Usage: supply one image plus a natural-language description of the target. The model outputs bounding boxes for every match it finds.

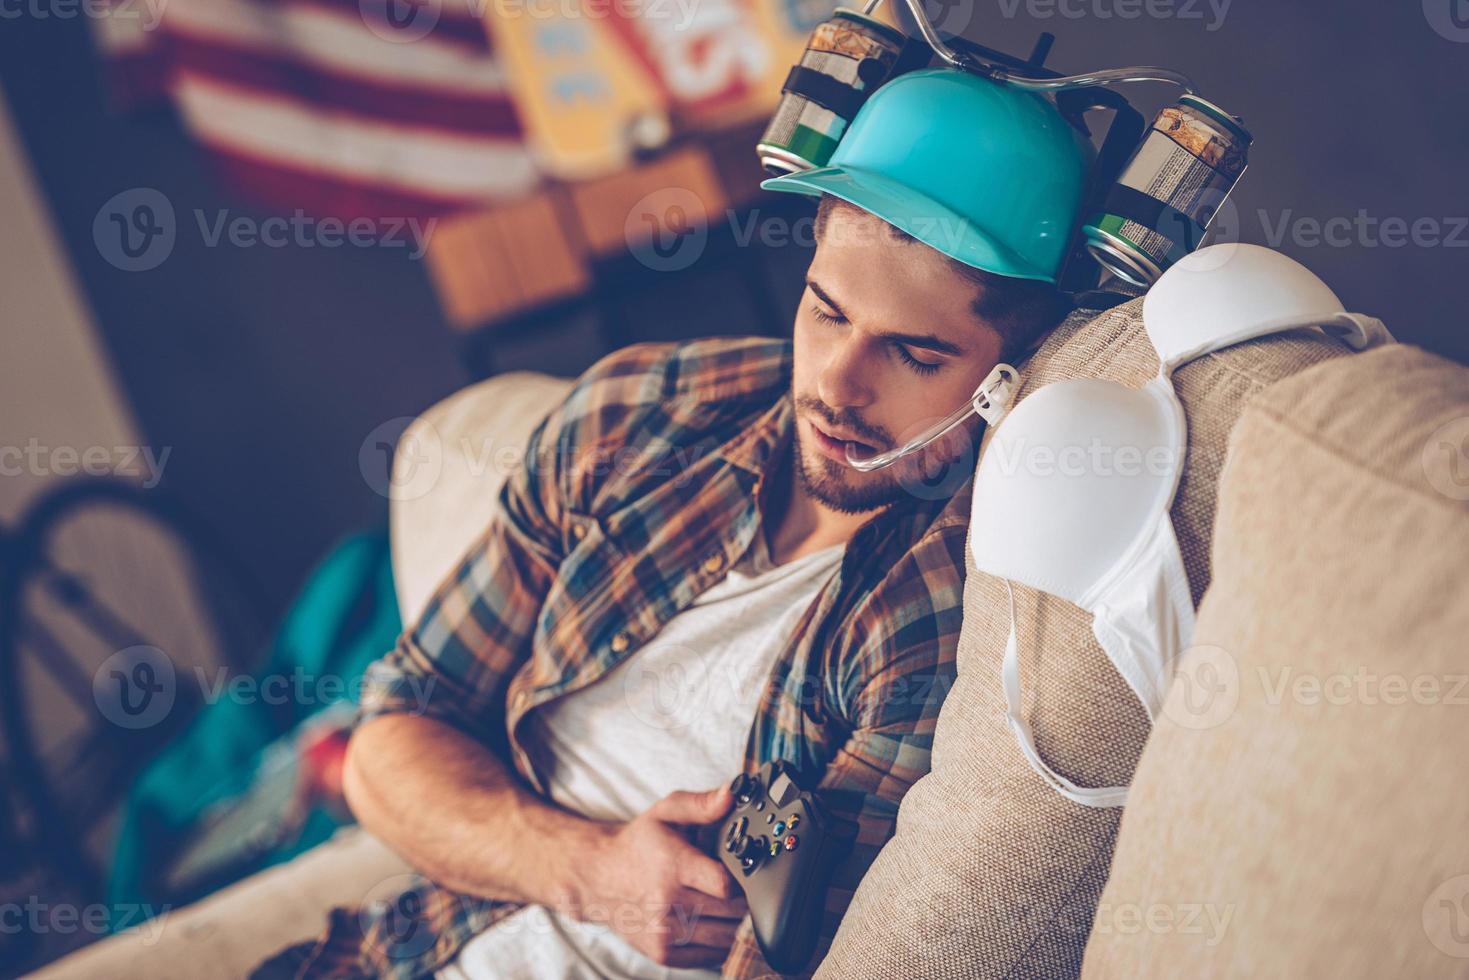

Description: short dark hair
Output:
[813,195,1073,361]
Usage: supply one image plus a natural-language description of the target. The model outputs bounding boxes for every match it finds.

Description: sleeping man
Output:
[276,70,1098,980]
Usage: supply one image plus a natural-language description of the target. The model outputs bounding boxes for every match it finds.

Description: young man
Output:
[284,68,1096,980]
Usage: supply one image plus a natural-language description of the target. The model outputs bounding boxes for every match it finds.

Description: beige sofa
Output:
[1083,342,1469,977]
[36,321,1469,978]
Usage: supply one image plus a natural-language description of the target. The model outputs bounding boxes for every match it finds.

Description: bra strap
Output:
[1322,313,1394,351]
[1154,311,1395,376]
[1000,583,1131,809]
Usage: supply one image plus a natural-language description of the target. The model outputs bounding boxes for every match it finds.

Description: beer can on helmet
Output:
[1083,94,1252,287]
[757,9,908,177]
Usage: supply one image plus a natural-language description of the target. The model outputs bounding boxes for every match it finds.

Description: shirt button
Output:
[703,554,724,574]
[610,632,631,653]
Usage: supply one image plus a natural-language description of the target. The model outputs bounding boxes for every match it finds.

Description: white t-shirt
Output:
[437,528,845,980]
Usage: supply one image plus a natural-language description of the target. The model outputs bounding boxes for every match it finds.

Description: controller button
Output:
[765,814,775,824]
[731,774,756,806]
[787,813,800,829]
[768,773,801,808]
[774,821,785,836]
[755,799,765,811]
[784,834,798,851]
[769,839,781,857]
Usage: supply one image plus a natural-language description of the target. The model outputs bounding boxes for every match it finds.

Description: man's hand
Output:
[346,717,746,967]
[571,786,748,969]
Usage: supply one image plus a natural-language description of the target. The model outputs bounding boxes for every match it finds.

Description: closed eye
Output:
[894,346,941,375]
[809,305,942,375]
[809,305,844,327]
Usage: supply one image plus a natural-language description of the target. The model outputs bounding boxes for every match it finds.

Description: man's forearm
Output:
[343,713,611,908]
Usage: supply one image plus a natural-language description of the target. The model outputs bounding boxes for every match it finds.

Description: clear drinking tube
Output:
[845,364,1019,471]
[1000,66,1196,95]
[891,0,1196,94]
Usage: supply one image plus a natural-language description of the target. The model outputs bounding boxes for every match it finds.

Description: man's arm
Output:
[342,349,748,966]
[344,713,600,906]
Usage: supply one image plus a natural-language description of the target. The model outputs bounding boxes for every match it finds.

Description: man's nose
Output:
[816,339,876,411]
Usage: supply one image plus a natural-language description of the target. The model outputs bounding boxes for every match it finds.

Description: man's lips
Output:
[808,418,878,458]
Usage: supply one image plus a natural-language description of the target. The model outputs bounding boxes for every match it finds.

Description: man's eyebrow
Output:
[806,277,968,357]
[806,278,849,321]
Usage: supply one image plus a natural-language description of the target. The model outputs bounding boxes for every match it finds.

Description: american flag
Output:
[91,0,541,220]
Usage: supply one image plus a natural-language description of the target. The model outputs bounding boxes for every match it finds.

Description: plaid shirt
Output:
[289,336,972,979]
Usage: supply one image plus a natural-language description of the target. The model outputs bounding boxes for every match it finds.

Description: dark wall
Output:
[2,2,1464,621]
[927,0,1468,362]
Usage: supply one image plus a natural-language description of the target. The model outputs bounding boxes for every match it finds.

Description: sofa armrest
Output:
[30,827,409,980]
[390,371,575,626]
[1084,344,1469,977]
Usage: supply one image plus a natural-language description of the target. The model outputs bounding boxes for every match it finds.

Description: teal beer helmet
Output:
[754,0,1249,296]
[763,67,1094,284]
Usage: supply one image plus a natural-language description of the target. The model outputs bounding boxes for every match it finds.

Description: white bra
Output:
[968,243,1393,808]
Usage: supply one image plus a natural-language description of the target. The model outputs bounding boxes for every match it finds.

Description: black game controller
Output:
[717,761,842,973]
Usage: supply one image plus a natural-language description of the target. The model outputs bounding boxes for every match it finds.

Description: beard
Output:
[790,422,909,514]
[791,395,981,513]
[793,387,904,514]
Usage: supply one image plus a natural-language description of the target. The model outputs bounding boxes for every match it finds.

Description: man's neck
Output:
[758,445,885,567]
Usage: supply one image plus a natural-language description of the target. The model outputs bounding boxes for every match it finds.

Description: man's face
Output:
[791,203,1005,513]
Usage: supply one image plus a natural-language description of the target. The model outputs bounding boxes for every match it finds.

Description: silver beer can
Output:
[757,9,907,176]
[1084,94,1252,286]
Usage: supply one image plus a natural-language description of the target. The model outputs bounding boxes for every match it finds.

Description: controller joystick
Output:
[715,761,846,973]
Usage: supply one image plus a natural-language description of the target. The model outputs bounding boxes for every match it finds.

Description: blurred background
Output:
[0,0,1464,971]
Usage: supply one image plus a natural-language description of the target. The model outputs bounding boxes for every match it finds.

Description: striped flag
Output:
[90,0,540,220]
[87,0,851,217]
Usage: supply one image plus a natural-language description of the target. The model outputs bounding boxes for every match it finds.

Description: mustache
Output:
[796,398,887,449]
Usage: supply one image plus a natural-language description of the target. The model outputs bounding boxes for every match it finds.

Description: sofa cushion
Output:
[818,293,1354,979]
[390,371,576,624]
[1083,343,1469,977]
